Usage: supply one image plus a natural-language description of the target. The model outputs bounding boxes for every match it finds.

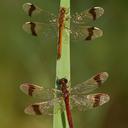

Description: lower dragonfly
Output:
[22,3,104,59]
[20,72,110,128]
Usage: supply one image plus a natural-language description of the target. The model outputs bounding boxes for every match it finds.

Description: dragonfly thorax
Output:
[56,78,69,98]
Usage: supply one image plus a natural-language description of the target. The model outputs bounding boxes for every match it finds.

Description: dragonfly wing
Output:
[19,83,59,100]
[22,22,43,36]
[71,72,109,95]
[22,2,58,37]
[22,21,51,36]
[72,6,104,24]
[23,3,42,17]
[70,93,110,111]
[22,3,57,23]
[24,98,64,115]
[71,25,103,41]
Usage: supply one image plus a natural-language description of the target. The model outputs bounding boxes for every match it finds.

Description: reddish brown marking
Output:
[57,7,66,59]
[32,104,42,115]
[29,22,37,36]
[89,7,97,20]
[93,93,102,107]
[29,4,36,17]
[28,84,35,96]
[93,73,102,85]
[86,27,94,40]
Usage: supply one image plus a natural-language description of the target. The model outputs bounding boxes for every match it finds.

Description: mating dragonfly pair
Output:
[21,3,109,128]
[20,72,110,116]
[22,3,104,59]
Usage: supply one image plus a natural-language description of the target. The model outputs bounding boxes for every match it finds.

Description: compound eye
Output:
[56,78,68,85]
[63,78,68,84]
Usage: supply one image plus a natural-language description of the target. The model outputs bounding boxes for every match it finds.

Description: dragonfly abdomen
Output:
[57,7,66,59]
[64,96,74,128]
[58,78,74,128]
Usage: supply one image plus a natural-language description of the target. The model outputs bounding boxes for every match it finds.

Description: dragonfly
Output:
[20,72,110,128]
[22,3,104,59]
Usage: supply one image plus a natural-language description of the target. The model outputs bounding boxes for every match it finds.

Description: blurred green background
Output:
[0,0,128,128]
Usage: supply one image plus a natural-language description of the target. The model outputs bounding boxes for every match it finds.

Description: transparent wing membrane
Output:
[22,3,104,41]
[71,72,109,95]
[24,98,64,115]
[71,6,104,41]
[22,3,57,37]
[23,21,103,41]
[20,72,109,115]
[71,26,103,41]
[70,93,110,111]
[23,3,104,23]
[22,21,57,39]
[21,3,109,115]
[72,6,104,24]
[22,22,43,36]
[20,83,59,100]
[22,21,51,36]
[23,3,42,17]
[23,3,57,22]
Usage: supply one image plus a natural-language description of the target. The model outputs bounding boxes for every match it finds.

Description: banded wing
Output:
[20,83,55,100]
[22,22,103,41]
[70,93,110,111]
[71,6,104,41]
[20,83,64,115]
[22,3,57,37]
[22,3,104,41]
[24,23,103,40]
[22,21,56,37]
[22,2,56,20]
[70,72,109,110]
[71,26,103,41]
[72,6,104,24]
[22,22,44,36]
[23,3,42,17]
[23,3,104,24]
[71,72,109,95]
[24,98,64,115]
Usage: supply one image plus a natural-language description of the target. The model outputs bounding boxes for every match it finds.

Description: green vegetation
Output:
[0,0,128,128]
[53,0,70,128]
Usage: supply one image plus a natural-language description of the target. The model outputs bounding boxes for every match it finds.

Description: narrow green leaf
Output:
[53,0,70,128]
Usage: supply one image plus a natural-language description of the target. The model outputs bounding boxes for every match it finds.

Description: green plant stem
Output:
[53,0,70,128]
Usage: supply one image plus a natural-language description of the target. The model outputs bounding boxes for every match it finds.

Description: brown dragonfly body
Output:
[21,3,109,128]
[22,3,104,59]
[20,72,110,128]
[57,78,74,128]
[57,7,66,59]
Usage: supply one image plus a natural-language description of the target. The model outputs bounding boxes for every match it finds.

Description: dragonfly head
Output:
[60,7,66,14]
[56,78,68,85]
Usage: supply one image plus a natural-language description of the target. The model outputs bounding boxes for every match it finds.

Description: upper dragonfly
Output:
[22,3,104,59]
[20,72,110,128]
